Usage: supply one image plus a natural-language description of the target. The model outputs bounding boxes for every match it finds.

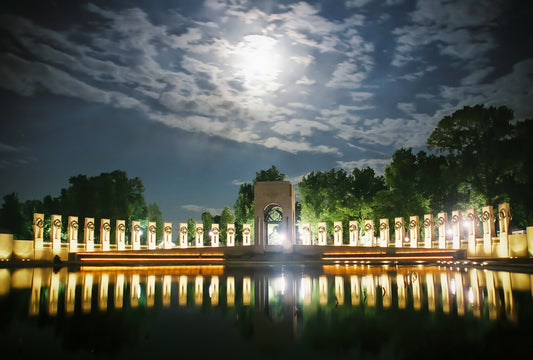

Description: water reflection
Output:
[1,265,532,358]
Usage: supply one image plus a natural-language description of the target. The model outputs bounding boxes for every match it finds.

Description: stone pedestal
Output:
[211,224,220,247]
[364,220,374,247]
[84,218,95,252]
[379,219,389,247]
[100,219,111,251]
[116,220,126,251]
[195,224,204,247]
[163,223,172,249]
[437,212,448,249]
[451,211,462,249]
[423,214,434,248]
[349,221,358,246]
[317,222,327,246]
[51,215,62,253]
[68,216,79,252]
[394,217,404,248]
[179,223,188,248]
[333,221,342,246]
[227,224,235,247]
[409,216,419,248]
[132,221,141,250]
[147,222,157,250]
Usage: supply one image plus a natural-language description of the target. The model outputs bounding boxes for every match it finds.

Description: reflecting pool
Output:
[1,264,532,359]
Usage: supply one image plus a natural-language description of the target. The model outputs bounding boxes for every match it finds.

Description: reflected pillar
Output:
[319,275,328,305]
[82,272,93,313]
[115,273,124,309]
[147,275,155,308]
[179,275,187,306]
[335,276,344,305]
[130,274,140,308]
[379,274,391,308]
[243,277,251,306]
[426,273,436,312]
[66,272,77,314]
[195,276,203,305]
[440,273,450,314]
[351,275,360,306]
[397,274,406,309]
[210,276,219,306]
[162,275,171,307]
[99,273,109,311]
[227,276,235,307]
[49,271,60,316]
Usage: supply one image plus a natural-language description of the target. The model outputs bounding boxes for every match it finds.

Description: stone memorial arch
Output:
[254,181,296,251]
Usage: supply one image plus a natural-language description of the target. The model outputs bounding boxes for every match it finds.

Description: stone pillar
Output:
[394,217,404,248]
[300,223,311,245]
[498,203,511,257]
[195,224,204,247]
[51,215,62,253]
[147,222,157,250]
[210,224,220,247]
[179,223,188,248]
[317,222,327,246]
[466,208,477,257]
[409,216,419,248]
[100,219,111,251]
[379,219,389,247]
[364,220,374,246]
[116,220,126,251]
[242,224,251,246]
[481,206,495,256]
[451,210,462,249]
[437,212,448,249]
[68,216,79,252]
[163,222,172,249]
[333,221,343,246]
[33,213,44,251]
[227,224,235,247]
[423,214,434,249]
[84,218,95,252]
[132,221,141,250]
[349,221,358,246]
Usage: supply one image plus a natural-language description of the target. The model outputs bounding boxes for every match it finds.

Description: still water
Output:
[1,264,532,359]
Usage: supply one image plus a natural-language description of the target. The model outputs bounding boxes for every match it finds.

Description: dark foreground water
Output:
[0,264,532,359]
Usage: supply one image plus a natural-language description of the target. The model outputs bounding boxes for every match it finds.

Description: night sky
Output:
[1,0,532,225]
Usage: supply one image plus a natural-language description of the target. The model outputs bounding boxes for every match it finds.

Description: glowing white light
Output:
[447,228,453,236]
[209,231,214,237]
[234,35,282,92]
[467,286,474,304]
[137,284,141,299]
[463,221,471,230]
[450,278,456,295]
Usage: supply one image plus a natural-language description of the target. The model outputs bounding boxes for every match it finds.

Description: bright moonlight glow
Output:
[234,35,282,92]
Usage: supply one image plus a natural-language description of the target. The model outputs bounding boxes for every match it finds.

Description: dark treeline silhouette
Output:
[0,170,162,241]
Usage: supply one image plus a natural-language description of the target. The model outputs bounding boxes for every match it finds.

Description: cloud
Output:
[181,204,222,215]
[392,0,501,67]
[272,119,330,137]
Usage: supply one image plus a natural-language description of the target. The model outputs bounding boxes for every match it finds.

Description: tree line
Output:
[1,104,532,242]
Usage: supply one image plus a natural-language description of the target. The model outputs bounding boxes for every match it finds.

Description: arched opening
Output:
[264,204,285,245]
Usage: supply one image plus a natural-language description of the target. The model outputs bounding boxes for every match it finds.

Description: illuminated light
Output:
[447,228,453,236]
[404,237,410,243]
[467,286,474,304]
[450,278,456,295]
[463,220,471,229]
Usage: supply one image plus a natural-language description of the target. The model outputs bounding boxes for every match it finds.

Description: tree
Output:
[0,193,25,238]
[219,206,235,244]
[427,105,516,205]
[187,218,196,244]
[201,211,214,245]
[147,202,163,241]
